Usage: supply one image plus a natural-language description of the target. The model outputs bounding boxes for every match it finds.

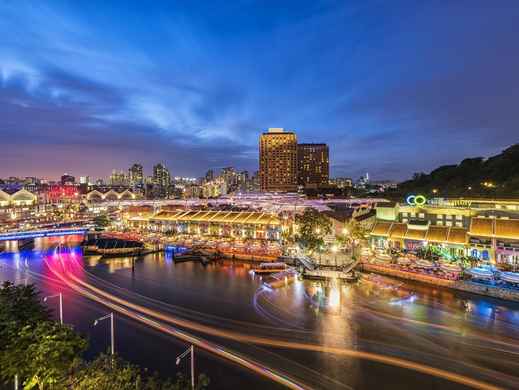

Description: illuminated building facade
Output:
[129,163,144,188]
[259,128,297,192]
[370,198,519,268]
[125,209,282,241]
[297,143,329,188]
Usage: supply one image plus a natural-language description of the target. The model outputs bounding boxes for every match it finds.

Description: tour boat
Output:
[397,257,411,266]
[375,253,392,261]
[466,267,494,281]
[439,262,462,273]
[252,262,287,274]
[499,272,519,284]
[414,259,435,270]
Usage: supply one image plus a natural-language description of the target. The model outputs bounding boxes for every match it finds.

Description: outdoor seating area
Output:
[367,250,464,280]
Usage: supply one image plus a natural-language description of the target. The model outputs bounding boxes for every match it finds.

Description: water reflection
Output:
[2,241,519,389]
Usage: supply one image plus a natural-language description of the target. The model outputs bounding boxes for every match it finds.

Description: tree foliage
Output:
[0,282,209,390]
[94,214,111,228]
[395,144,519,197]
[294,208,332,252]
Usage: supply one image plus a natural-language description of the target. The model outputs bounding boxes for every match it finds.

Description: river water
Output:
[1,236,519,389]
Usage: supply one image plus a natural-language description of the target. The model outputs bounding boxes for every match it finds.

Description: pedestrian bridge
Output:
[0,228,89,241]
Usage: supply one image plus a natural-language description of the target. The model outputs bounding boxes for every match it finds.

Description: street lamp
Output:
[176,345,195,390]
[331,245,338,268]
[93,312,115,355]
[43,292,63,324]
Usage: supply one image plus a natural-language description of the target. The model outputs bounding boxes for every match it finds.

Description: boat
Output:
[439,262,462,273]
[262,268,298,288]
[499,272,519,284]
[397,257,412,266]
[375,253,392,261]
[252,262,287,274]
[413,259,435,270]
[466,267,494,281]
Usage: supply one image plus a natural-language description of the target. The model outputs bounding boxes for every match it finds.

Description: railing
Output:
[0,228,89,241]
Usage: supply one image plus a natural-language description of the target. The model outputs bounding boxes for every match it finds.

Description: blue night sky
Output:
[1,1,519,181]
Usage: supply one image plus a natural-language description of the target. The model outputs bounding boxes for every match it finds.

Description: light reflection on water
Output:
[3,239,519,389]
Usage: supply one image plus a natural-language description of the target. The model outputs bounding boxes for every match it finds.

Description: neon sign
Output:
[406,194,427,206]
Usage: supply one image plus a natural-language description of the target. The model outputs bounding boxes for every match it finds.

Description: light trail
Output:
[43,256,310,390]
[6,251,506,390]
[54,262,502,390]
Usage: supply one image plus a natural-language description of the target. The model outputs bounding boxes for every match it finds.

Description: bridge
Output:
[0,228,89,242]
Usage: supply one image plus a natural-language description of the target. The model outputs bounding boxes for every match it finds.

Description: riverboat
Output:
[466,267,494,281]
[499,272,519,285]
[413,259,435,270]
[252,262,287,274]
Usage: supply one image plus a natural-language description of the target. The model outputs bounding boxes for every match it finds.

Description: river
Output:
[1,236,519,389]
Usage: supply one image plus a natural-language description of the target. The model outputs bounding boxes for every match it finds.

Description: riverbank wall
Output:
[361,263,519,303]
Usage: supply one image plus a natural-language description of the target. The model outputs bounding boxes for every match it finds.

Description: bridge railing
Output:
[0,228,89,241]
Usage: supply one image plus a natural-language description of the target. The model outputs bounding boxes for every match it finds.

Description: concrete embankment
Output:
[361,263,519,303]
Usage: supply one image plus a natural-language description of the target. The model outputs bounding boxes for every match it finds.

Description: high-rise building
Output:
[259,128,298,192]
[61,173,75,186]
[297,143,329,188]
[205,169,214,182]
[109,170,127,187]
[79,176,90,185]
[152,163,171,198]
[129,164,144,187]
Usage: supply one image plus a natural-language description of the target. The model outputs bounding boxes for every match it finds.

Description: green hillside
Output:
[395,144,519,197]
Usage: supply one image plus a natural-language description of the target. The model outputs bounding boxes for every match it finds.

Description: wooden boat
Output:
[499,272,519,284]
[252,262,287,274]
[414,259,435,270]
[466,267,494,281]
[397,257,412,266]
[439,262,462,273]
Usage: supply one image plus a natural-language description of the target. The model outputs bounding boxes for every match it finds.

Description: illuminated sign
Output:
[406,194,427,206]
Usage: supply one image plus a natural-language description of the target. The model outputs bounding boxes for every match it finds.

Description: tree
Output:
[17,322,87,389]
[0,282,86,389]
[294,208,332,253]
[73,354,209,390]
[0,282,210,390]
[94,214,111,228]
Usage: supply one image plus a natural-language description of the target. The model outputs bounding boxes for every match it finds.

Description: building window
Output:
[418,213,425,218]
[446,221,452,227]
[437,214,443,219]
[402,218,408,223]
[402,212,408,217]
[456,215,462,221]
[456,222,463,227]
[446,215,452,220]
[437,221,443,226]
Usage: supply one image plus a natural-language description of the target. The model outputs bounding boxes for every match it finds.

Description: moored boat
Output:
[499,272,519,284]
[252,262,287,274]
[414,259,435,270]
[466,267,494,281]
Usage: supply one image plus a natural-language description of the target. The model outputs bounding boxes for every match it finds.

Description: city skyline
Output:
[2,1,519,181]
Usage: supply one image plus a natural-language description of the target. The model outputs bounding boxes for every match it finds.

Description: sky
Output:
[1,0,519,181]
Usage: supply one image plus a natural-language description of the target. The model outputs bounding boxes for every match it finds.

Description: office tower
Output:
[297,143,329,188]
[259,128,297,192]
[152,163,171,198]
[109,170,127,186]
[205,169,214,182]
[61,173,75,185]
[129,163,144,187]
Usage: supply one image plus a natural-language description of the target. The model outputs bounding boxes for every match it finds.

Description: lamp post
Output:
[43,292,63,324]
[93,312,114,355]
[331,245,338,269]
[176,345,195,390]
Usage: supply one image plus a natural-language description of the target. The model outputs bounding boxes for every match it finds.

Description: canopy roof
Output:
[371,221,468,245]
[151,210,280,226]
